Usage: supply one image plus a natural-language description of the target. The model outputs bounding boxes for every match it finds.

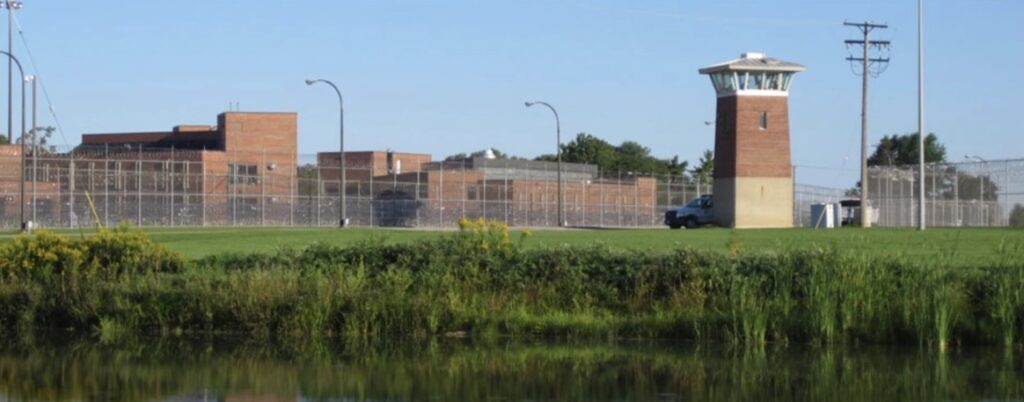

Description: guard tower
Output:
[699,53,805,228]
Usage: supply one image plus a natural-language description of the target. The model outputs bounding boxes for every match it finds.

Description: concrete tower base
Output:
[713,177,793,228]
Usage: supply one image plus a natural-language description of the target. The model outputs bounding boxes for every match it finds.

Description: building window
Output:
[229,163,259,185]
[759,112,768,130]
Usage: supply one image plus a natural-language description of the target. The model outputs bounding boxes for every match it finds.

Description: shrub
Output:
[0,225,184,283]
[80,225,184,276]
[0,230,84,282]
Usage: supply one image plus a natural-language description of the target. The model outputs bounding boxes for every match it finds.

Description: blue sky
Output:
[12,0,1024,187]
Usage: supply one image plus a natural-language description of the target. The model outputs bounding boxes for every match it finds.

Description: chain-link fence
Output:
[866,159,1024,227]
[0,146,715,229]
[2,146,1019,230]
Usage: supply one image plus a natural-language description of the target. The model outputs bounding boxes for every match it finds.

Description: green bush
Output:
[0,230,84,282]
[0,225,184,283]
[80,226,184,276]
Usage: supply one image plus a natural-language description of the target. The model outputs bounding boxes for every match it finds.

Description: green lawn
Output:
[2,226,1022,265]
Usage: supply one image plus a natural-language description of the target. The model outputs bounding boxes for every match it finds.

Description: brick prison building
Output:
[0,112,298,227]
[1,111,661,229]
[315,153,658,227]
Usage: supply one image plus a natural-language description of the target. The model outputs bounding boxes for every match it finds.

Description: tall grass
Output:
[0,219,1022,348]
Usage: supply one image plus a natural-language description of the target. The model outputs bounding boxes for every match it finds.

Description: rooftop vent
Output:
[741,52,765,60]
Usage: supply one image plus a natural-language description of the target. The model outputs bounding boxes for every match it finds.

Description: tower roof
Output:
[699,53,805,75]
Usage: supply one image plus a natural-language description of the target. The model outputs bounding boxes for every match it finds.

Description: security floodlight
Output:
[306,78,348,227]
[524,100,565,227]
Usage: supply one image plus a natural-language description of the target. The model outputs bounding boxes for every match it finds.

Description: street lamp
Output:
[25,74,35,225]
[525,101,565,227]
[0,50,26,231]
[306,78,347,227]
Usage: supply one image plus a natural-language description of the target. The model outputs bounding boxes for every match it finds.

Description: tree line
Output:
[446,133,715,181]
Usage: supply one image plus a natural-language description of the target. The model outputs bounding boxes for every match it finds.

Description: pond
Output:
[0,336,1021,402]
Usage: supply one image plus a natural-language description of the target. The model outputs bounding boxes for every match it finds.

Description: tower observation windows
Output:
[711,71,795,95]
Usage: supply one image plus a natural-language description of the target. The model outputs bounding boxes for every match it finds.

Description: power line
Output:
[12,11,70,148]
[844,20,890,229]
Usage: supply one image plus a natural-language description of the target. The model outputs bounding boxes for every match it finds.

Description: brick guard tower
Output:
[699,53,805,228]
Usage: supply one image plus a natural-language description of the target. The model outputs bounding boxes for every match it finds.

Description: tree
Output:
[0,133,7,145]
[868,132,946,166]
[1010,204,1024,228]
[296,164,320,196]
[536,132,688,177]
[445,148,523,161]
[850,132,948,196]
[559,133,616,169]
[691,149,714,183]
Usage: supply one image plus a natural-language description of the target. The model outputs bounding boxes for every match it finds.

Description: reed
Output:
[1,220,1022,348]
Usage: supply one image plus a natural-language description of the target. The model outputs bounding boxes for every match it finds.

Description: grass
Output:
[1,226,1021,265]
[1,221,1022,347]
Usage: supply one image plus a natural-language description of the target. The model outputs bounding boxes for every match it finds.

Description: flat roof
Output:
[699,53,805,74]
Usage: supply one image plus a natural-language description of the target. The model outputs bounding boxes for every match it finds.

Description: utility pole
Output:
[917,0,926,231]
[845,21,890,228]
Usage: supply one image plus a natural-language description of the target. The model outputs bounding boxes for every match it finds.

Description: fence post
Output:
[543,163,549,226]
[503,159,509,225]
[482,159,487,221]
[439,161,444,226]
[666,173,672,210]
[201,147,206,227]
[633,172,639,227]
[415,167,421,227]
[931,165,937,227]
[137,145,143,226]
[261,149,266,227]
[231,151,236,226]
[792,166,798,227]
[316,163,321,226]
[393,162,398,227]
[581,175,587,227]
[650,172,656,226]
[599,171,605,227]
[374,161,378,227]
[69,157,75,228]
[54,161,61,227]
[289,162,294,227]
[462,159,467,219]
[1005,161,1010,226]
[105,143,110,228]
[169,145,175,227]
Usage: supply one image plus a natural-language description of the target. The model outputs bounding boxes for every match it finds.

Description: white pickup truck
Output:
[664,195,714,229]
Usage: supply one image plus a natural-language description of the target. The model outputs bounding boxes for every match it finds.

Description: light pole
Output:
[306,78,347,227]
[0,50,25,231]
[26,74,34,224]
[917,0,926,231]
[1,2,19,197]
[525,101,564,227]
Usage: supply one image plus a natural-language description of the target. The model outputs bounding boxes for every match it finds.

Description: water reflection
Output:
[0,335,1021,402]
